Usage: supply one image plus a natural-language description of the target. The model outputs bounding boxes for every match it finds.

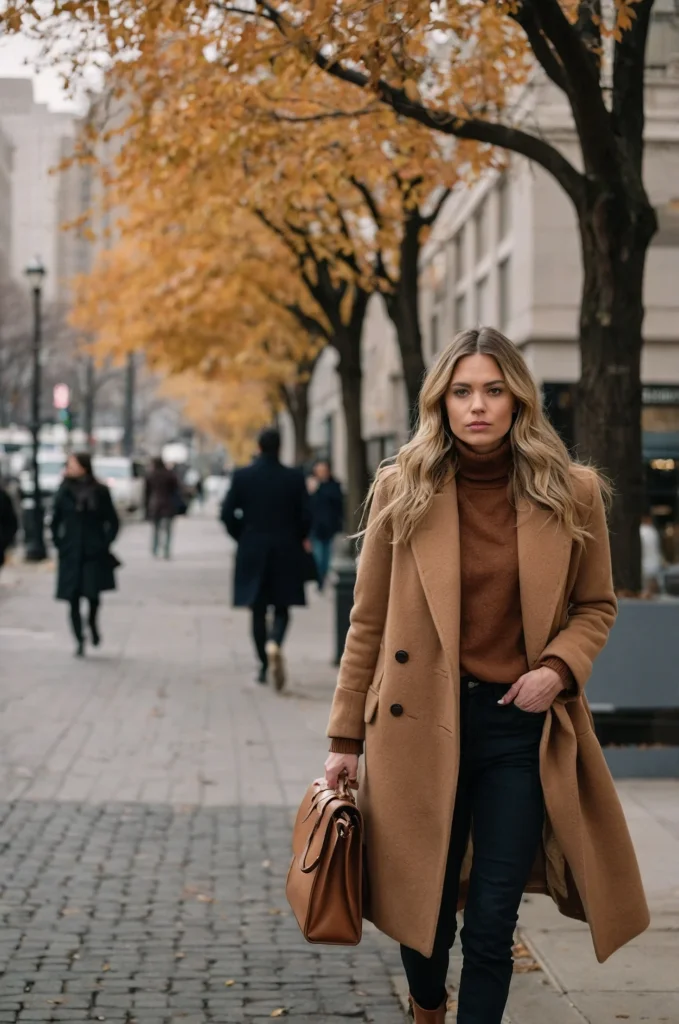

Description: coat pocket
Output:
[364,685,380,724]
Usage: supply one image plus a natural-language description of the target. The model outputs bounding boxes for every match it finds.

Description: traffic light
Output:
[58,407,73,430]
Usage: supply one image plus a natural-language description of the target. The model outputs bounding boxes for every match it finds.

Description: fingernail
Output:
[497,699,505,705]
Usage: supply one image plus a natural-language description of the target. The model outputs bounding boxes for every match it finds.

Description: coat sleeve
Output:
[102,487,120,544]
[0,491,18,547]
[221,471,244,540]
[538,473,617,702]
[326,472,394,743]
[51,489,64,549]
[298,471,312,540]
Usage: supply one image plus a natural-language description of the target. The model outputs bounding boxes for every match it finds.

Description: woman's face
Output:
[65,454,86,478]
[444,353,517,453]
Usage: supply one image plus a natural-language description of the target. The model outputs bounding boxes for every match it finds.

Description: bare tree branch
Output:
[511,1,569,91]
[244,0,585,206]
[529,0,620,179]
[612,0,655,174]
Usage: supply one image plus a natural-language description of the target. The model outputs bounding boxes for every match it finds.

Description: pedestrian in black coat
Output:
[309,459,344,591]
[221,428,311,689]
[51,452,120,657]
[145,457,182,559]
[0,481,19,572]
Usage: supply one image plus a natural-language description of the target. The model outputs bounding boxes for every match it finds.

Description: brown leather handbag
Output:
[286,773,364,945]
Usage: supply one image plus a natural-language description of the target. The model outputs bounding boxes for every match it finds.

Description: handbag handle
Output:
[299,807,355,874]
[298,772,358,874]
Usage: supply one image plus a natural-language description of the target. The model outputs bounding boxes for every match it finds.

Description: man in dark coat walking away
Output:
[221,428,311,690]
[308,459,344,591]
[145,457,182,559]
[0,479,19,574]
[52,453,120,657]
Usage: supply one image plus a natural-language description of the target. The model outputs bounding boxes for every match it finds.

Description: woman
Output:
[145,456,181,559]
[324,328,648,1024]
[309,459,344,591]
[52,452,119,657]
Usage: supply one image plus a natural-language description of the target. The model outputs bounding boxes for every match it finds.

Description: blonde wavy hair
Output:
[364,327,610,546]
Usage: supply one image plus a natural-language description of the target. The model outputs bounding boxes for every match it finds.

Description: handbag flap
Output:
[292,781,360,872]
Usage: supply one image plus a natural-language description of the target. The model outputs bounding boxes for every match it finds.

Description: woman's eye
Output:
[488,388,503,396]
[452,389,468,397]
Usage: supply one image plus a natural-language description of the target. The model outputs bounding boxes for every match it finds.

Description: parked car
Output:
[93,456,145,515]
[19,451,66,510]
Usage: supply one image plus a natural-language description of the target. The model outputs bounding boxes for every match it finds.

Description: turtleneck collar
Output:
[455,436,513,486]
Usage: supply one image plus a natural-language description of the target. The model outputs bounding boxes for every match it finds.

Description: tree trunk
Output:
[330,291,370,534]
[282,377,313,466]
[384,212,427,432]
[336,338,369,534]
[574,190,656,592]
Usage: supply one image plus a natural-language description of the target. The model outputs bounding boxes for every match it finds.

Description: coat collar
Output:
[410,477,572,673]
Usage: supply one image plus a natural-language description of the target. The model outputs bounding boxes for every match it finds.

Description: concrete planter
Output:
[588,598,679,777]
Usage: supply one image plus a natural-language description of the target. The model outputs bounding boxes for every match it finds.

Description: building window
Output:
[498,175,510,241]
[431,313,439,354]
[474,199,489,262]
[454,229,465,282]
[499,257,511,331]
[431,250,447,303]
[475,275,489,324]
[454,293,466,332]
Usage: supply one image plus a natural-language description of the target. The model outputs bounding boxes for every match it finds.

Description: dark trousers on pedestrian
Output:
[311,537,333,591]
[401,678,545,1023]
[152,518,173,559]
[251,595,290,670]
[69,594,100,643]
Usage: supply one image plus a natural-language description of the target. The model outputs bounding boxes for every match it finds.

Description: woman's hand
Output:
[324,752,359,791]
[499,666,563,713]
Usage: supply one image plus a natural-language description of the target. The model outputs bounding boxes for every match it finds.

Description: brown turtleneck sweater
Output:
[456,437,528,683]
[329,439,572,754]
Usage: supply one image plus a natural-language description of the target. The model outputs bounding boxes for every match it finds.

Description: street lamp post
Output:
[24,256,47,562]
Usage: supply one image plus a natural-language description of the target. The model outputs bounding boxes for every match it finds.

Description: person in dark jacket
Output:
[221,428,311,690]
[51,452,120,657]
[145,457,181,559]
[0,480,19,573]
[308,459,344,591]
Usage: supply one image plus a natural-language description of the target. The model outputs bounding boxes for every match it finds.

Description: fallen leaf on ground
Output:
[513,962,541,973]
[271,1009,288,1018]
[225,980,235,987]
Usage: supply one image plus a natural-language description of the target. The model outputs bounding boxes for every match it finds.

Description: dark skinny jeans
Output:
[401,678,545,1023]
[69,595,100,643]
[251,596,290,669]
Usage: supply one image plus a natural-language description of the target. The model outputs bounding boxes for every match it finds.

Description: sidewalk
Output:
[0,510,677,1023]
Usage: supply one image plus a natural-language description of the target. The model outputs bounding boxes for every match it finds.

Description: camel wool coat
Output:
[326,464,649,962]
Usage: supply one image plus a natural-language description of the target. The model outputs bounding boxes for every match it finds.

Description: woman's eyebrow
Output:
[450,379,506,387]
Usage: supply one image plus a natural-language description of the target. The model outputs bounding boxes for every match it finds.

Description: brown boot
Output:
[407,991,447,1022]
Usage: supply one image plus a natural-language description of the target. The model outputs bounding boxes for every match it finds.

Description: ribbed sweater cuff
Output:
[329,737,364,755]
[540,656,576,692]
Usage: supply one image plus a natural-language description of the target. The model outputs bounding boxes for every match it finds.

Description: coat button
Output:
[390,703,404,717]
[395,650,409,664]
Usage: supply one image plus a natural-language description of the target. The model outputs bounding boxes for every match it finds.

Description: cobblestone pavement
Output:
[0,512,406,1024]
[1,509,677,1024]
[0,800,403,1024]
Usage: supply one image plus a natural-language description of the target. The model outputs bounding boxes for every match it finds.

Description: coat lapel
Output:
[410,477,461,680]
[410,480,573,675]
[517,499,573,667]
